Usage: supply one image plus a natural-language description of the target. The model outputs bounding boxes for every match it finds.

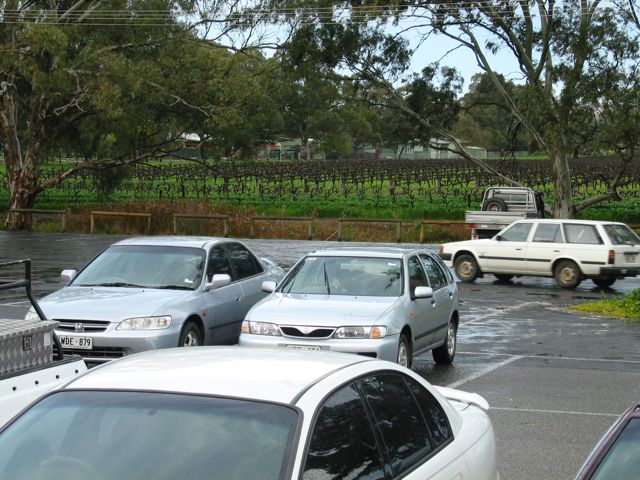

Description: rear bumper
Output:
[599,267,640,278]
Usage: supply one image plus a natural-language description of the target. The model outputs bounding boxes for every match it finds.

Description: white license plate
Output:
[59,335,93,350]
[279,344,325,351]
[624,254,637,263]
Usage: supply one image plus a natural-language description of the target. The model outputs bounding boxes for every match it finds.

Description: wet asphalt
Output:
[1,231,639,480]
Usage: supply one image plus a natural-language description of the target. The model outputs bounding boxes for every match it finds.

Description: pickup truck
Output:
[465,186,546,239]
[0,260,87,427]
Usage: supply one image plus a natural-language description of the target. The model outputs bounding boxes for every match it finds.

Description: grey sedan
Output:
[239,248,459,367]
[25,237,285,363]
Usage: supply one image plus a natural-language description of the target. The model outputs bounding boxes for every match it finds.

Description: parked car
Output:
[0,347,500,480]
[575,402,640,479]
[240,247,459,368]
[439,219,640,289]
[24,237,285,363]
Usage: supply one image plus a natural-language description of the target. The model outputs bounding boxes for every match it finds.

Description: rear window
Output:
[603,224,640,245]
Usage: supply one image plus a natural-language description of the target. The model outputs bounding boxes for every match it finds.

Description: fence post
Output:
[307,219,313,240]
[223,218,229,237]
[250,218,256,238]
[337,220,343,241]
[90,213,95,234]
[419,223,425,243]
[396,221,402,243]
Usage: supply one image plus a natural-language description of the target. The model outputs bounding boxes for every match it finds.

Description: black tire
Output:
[433,320,457,364]
[592,277,616,289]
[454,254,479,282]
[494,274,513,282]
[179,321,204,347]
[397,333,412,369]
[554,260,582,289]
[483,198,508,212]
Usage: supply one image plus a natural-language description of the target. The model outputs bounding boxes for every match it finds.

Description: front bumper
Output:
[599,267,640,278]
[239,333,400,363]
[55,324,182,363]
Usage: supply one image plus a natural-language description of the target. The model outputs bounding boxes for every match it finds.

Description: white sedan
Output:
[0,347,500,480]
[440,219,640,289]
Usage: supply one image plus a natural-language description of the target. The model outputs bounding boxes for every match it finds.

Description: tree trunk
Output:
[549,147,575,219]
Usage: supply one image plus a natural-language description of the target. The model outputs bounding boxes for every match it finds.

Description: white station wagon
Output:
[439,219,640,289]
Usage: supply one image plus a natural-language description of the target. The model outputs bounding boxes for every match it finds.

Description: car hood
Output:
[246,293,399,326]
[37,287,192,322]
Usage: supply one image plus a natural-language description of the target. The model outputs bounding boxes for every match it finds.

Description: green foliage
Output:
[572,289,640,322]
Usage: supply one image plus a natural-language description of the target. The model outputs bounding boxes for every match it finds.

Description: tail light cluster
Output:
[608,250,615,265]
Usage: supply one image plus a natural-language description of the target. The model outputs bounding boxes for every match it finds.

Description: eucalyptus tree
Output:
[256,0,640,217]
[0,0,270,229]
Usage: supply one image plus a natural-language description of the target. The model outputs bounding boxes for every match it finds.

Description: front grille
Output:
[62,347,126,359]
[56,319,110,333]
[280,326,335,339]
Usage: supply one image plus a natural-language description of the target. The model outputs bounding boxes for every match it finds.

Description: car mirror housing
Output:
[61,269,77,282]
[261,281,277,293]
[414,286,434,299]
[495,235,502,241]
[205,274,232,291]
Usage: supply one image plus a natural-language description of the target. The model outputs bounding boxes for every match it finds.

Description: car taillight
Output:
[439,245,444,253]
[466,223,477,229]
[608,250,615,265]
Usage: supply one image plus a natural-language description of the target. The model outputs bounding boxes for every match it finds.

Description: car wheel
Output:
[432,320,457,364]
[397,334,412,368]
[179,321,203,347]
[554,260,582,289]
[592,277,616,289]
[454,254,479,282]
[483,198,508,212]
[494,274,513,282]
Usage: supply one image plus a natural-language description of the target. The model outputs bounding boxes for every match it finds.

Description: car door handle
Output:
[553,249,560,252]
[515,248,523,251]
[234,297,241,302]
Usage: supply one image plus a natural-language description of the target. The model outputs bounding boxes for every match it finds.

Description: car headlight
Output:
[241,321,281,336]
[117,315,172,330]
[334,326,387,339]
[24,309,40,322]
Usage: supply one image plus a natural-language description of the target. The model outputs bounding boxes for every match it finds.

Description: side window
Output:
[206,246,233,281]
[405,377,453,450]
[500,222,532,242]
[225,243,263,279]
[357,374,432,476]
[408,256,428,294]
[419,254,448,290]
[532,224,563,243]
[432,254,454,284]
[303,383,385,480]
[564,224,603,245]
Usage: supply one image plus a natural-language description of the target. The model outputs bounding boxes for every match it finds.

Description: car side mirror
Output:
[495,235,502,241]
[261,281,277,293]
[413,286,434,299]
[61,269,77,282]
[205,274,232,291]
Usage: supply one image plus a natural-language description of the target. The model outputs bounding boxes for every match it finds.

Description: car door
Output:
[223,242,266,313]
[201,245,245,344]
[419,253,455,346]
[406,255,436,350]
[479,222,533,274]
[525,222,565,274]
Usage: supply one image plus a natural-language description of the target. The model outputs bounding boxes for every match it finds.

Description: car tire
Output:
[454,254,479,282]
[483,198,508,212]
[554,260,582,289]
[494,274,513,282]
[397,334,412,369]
[592,277,616,289]
[179,321,203,347]
[432,320,457,364]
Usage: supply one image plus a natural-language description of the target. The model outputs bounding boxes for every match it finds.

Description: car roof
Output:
[113,236,229,249]
[63,347,373,404]
[514,219,627,227]
[307,247,431,258]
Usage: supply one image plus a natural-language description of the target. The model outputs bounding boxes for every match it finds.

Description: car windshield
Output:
[279,256,403,297]
[72,245,205,290]
[0,391,298,480]
[603,224,640,245]
[590,417,640,480]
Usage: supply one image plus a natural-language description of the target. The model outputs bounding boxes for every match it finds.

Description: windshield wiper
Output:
[323,261,331,295]
[82,282,146,288]
[155,285,194,290]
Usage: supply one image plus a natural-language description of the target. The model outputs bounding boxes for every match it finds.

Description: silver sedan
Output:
[240,247,459,367]
[25,237,285,363]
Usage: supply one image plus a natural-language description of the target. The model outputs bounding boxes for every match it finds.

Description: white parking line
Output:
[446,356,521,389]
[458,351,640,365]
[460,301,551,325]
[0,301,30,307]
[490,406,620,418]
